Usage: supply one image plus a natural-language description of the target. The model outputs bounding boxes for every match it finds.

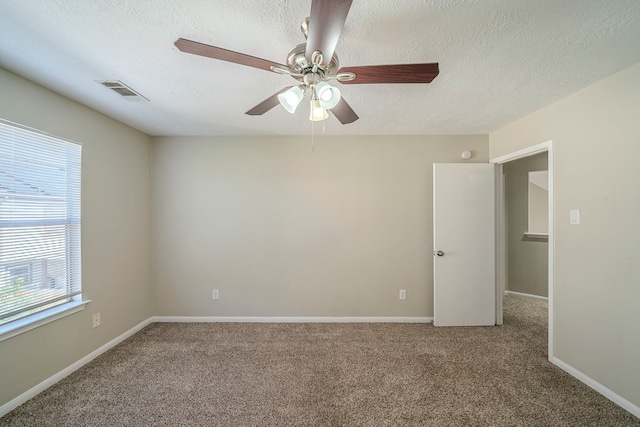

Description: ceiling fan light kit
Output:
[174,0,439,125]
[309,98,329,121]
[315,82,341,109]
[277,86,305,113]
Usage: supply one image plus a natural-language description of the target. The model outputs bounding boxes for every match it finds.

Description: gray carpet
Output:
[2,295,639,426]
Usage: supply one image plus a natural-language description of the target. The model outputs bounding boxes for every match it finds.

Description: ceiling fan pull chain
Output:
[311,119,315,153]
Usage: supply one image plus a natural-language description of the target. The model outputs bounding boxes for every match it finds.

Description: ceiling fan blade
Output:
[306,0,353,65]
[175,38,287,72]
[331,97,359,124]
[337,63,440,84]
[245,87,293,116]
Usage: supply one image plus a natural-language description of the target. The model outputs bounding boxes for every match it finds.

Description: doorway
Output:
[490,141,554,361]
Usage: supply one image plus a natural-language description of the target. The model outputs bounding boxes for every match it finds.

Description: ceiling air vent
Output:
[96,80,149,102]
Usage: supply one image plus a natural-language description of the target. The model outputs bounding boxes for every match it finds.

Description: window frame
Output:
[0,119,87,341]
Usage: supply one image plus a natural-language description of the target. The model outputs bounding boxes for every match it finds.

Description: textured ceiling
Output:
[1,0,639,136]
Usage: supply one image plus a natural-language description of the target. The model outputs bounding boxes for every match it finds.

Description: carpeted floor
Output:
[2,295,639,426]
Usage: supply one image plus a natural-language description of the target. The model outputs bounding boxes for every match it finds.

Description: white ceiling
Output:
[1,0,639,137]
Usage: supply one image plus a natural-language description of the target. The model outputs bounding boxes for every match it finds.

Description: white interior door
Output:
[433,163,495,326]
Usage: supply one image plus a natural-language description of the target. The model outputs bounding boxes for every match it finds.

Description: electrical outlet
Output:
[399,289,406,300]
[212,289,219,300]
[92,313,101,328]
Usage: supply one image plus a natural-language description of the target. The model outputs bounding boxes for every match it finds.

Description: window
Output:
[0,120,82,331]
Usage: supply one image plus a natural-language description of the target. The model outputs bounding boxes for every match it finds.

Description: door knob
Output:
[436,250,445,257]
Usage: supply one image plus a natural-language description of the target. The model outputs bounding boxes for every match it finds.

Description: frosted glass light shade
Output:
[309,99,329,121]
[277,86,304,113]
[315,82,340,109]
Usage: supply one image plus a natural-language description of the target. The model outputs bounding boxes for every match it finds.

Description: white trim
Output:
[0,300,90,342]
[495,163,505,325]
[489,141,551,165]
[505,290,548,301]
[150,316,433,324]
[6,313,640,422]
[551,357,640,419]
[490,140,554,360]
[548,144,555,360]
[0,317,152,418]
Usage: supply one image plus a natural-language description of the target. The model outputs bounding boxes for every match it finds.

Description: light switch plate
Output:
[570,209,580,224]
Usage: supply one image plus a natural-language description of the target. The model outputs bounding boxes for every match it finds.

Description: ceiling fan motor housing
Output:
[286,43,339,83]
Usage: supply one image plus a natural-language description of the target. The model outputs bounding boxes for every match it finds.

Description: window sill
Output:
[0,300,90,342]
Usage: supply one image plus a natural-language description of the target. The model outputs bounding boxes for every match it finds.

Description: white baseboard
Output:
[505,290,548,301]
[151,316,433,323]
[9,316,639,422]
[551,357,640,419]
[0,314,431,416]
[0,318,153,418]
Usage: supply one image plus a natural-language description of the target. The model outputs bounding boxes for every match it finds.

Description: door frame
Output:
[490,140,554,361]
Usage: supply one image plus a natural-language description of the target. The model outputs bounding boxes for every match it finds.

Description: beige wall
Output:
[490,63,640,408]
[4,54,638,415]
[0,68,153,406]
[152,135,488,318]
[504,153,548,297]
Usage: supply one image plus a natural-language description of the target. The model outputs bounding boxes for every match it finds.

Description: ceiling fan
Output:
[174,0,439,125]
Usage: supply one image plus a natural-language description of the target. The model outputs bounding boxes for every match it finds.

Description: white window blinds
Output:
[0,120,81,325]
